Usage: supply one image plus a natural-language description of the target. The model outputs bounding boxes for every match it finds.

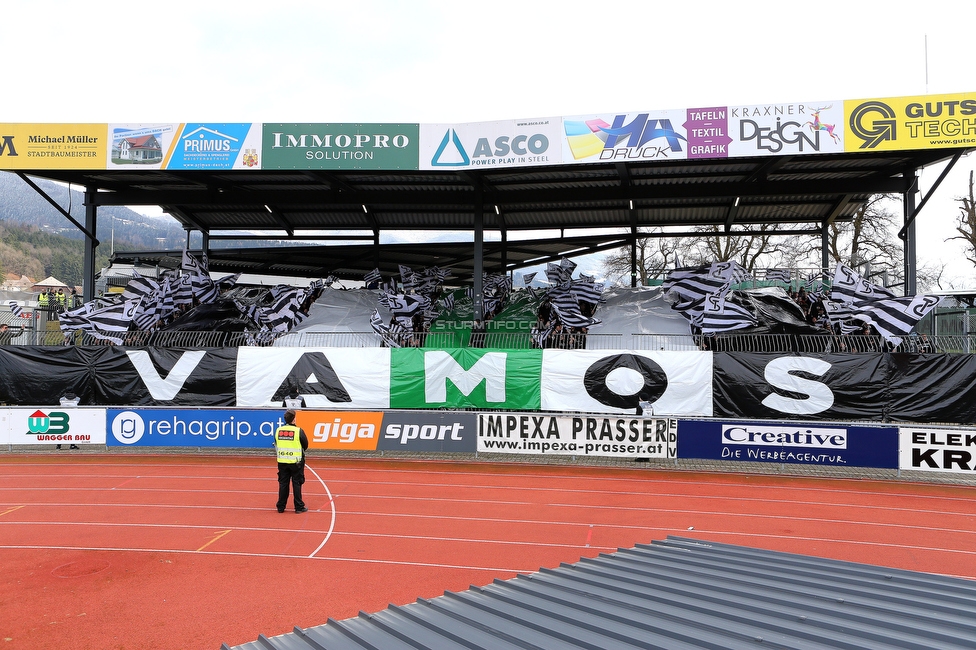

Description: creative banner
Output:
[236,347,390,409]
[106,408,283,447]
[390,348,542,410]
[479,412,675,458]
[541,350,712,416]
[0,123,106,169]
[899,425,976,474]
[261,123,420,169]
[845,92,976,152]
[679,419,897,468]
[420,118,561,170]
[9,407,106,446]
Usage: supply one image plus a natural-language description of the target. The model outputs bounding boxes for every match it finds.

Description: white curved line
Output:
[305,461,335,557]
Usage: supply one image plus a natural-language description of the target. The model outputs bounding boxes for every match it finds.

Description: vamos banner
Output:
[541,350,712,416]
[899,426,976,475]
[679,419,897,468]
[8,408,106,446]
[479,412,675,458]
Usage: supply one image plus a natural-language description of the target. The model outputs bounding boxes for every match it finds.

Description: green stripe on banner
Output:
[390,348,542,410]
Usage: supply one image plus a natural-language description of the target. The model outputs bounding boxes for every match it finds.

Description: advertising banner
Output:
[723,101,845,158]
[375,411,477,452]
[562,110,688,164]
[9,407,106,445]
[679,419,897,468]
[541,350,712,416]
[420,118,561,170]
[236,347,391,409]
[164,123,262,169]
[0,123,106,169]
[479,412,675,458]
[845,92,976,152]
[390,348,542,410]
[108,124,179,169]
[106,408,283,447]
[261,123,419,169]
[899,426,976,474]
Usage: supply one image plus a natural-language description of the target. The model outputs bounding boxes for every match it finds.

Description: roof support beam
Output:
[897,150,963,240]
[16,173,99,244]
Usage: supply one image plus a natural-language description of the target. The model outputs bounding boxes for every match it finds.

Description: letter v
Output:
[126,350,207,400]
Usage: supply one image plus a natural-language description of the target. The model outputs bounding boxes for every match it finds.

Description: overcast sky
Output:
[5,0,976,286]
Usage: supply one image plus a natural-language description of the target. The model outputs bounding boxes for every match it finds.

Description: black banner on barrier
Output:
[713,353,889,421]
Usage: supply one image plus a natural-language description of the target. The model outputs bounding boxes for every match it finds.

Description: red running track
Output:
[1,454,975,649]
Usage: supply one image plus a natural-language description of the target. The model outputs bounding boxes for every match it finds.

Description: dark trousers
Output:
[276,461,306,511]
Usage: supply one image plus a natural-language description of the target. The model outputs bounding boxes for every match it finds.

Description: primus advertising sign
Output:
[262,123,419,169]
[678,419,897,468]
[479,412,675,458]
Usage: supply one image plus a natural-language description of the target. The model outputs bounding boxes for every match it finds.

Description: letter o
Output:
[583,353,668,409]
[527,134,548,154]
[392,135,409,148]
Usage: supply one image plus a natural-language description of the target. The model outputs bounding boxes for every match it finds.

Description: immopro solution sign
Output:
[262,123,419,169]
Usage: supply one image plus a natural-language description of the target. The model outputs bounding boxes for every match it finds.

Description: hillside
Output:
[0,171,187,285]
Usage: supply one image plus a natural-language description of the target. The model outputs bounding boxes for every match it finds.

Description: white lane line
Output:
[305,462,336,558]
[0,545,531,573]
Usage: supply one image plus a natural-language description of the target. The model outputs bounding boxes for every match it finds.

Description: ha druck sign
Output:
[678,419,897,468]
[899,426,976,474]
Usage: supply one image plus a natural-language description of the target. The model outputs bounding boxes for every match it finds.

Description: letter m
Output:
[0,136,18,156]
[424,351,506,403]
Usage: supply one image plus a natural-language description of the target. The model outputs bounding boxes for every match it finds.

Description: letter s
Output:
[761,357,834,415]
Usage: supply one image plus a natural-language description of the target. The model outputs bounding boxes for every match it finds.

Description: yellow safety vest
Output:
[38,293,49,306]
[275,425,303,464]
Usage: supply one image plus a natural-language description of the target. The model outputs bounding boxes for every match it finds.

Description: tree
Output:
[602,228,685,286]
[949,170,976,266]
[826,194,900,272]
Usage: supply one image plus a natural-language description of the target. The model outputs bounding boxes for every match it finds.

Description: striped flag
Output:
[7,301,23,318]
[855,295,941,344]
[764,268,792,283]
[831,263,896,303]
[700,293,757,334]
[121,269,159,301]
[364,268,382,286]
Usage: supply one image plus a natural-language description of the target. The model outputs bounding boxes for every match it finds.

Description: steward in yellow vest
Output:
[274,409,308,513]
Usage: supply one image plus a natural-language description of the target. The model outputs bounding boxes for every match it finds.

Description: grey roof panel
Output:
[224,537,976,650]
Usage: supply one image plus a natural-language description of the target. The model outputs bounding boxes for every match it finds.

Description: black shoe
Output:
[56,445,62,450]
[295,507,308,513]
[70,445,80,450]
[277,508,285,513]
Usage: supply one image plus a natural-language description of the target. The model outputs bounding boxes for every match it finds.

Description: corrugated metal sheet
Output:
[223,536,976,649]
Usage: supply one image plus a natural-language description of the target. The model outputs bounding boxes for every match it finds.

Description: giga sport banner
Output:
[479,412,676,459]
